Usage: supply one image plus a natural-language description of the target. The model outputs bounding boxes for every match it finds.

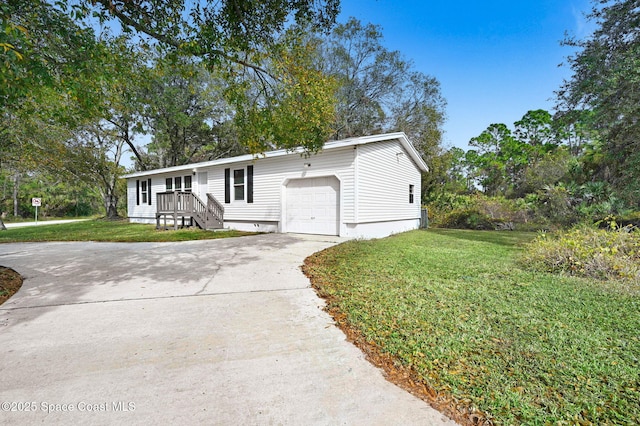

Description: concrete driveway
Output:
[0,233,456,425]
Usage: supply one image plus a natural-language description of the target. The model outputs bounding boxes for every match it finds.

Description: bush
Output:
[521,226,640,282]
[438,208,496,230]
[432,194,532,230]
[614,211,640,228]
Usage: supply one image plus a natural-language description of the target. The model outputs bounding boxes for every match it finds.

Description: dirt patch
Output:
[302,256,493,426]
[0,266,23,305]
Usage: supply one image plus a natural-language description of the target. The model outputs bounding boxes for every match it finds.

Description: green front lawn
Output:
[304,229,640,425]
[0,219,257,243]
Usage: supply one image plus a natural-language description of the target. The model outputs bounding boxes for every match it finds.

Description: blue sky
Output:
[337,0,594,150]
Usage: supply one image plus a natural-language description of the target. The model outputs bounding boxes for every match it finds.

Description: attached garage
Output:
[125,132,428,239]
[285,176,340,236]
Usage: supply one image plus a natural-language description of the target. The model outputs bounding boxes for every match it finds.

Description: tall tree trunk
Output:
[12,172,19,217]
[104,193,119,219]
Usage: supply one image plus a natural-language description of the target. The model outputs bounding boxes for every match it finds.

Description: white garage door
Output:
[285,177,340,235]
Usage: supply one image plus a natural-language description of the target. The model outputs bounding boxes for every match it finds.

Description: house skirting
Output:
[128,216,420,239]
[343,218,420,239]
[222,220,279,233]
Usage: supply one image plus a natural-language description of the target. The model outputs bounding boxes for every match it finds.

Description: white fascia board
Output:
[123,132,428,179]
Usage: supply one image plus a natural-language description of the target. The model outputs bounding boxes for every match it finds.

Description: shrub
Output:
[438,208,495,230]
[433,194,532,230]
[614,211,640,228]
[521,226,640,282]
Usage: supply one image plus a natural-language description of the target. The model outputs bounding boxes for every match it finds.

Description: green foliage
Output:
[318,18,446,161]
[559,0,640,205]
[516,148,571,197]
[140,56,247,167]
[229,29,338,154]
[429,194,530,230]
[466,111,567,197]
[83,0,339,58]
[615,211,640,228]
[85,0,341,154]
[0,0,102,111]
[438,208,495,230]
[305,229,640,424]
[533,184,575,227]
[422,146,470,204]
[522,225,640,281]
[0,170,103,218]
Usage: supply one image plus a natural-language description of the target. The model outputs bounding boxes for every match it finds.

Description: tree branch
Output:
[93,0,274,78]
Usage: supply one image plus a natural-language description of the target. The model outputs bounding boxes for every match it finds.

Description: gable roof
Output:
[123,132,428,178]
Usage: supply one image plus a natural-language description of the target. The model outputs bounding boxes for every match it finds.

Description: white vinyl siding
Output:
[127,174,194,221]
[356,140,421,222]
[202,146,355,223]
[127,177,163,220]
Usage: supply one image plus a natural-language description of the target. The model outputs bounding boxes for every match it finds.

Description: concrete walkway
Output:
[0,234,456,425]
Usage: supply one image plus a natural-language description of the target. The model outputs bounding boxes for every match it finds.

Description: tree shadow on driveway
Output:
[0,233,305,326]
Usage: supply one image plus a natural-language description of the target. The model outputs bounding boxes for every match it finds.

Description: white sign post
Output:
[31,198,42,225]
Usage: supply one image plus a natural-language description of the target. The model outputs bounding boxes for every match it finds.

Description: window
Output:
[233,169,244,201]
[141,180,148,204]
[225,167,253,204]
[136,179,152,205]
[409,184,415,204]
[166,176,191,191]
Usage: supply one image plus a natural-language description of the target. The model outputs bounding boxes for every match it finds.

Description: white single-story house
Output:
[123,132,428,239]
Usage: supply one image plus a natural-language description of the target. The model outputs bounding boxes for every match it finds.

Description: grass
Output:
[0,219,258,243]
[303,229,640,425]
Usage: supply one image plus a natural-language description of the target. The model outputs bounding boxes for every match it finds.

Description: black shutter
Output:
[224,168,230,204]
[136,180,140,205]
[148,179,152,205]
[247,165,254,204]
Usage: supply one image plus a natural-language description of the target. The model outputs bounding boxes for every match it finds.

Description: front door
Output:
[198,172,208,200]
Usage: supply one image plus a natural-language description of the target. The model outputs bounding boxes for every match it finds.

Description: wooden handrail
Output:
[207,193,224,227]
[156,191,223,230]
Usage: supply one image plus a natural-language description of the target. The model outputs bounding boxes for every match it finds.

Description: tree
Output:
[84,0,339,64]
[1,1,116,225]
[1,0,102,111]
[317,18,446,201]
[558,0,640,205]
[63,124,127,219]
[466,123,518,195]
[139,56,246,168]
[83,0,341,153]
[513,109,558,150]
[465,111,571,197]
[223,27,338,155]
[319,18,445,145]
[320,18,408,138]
